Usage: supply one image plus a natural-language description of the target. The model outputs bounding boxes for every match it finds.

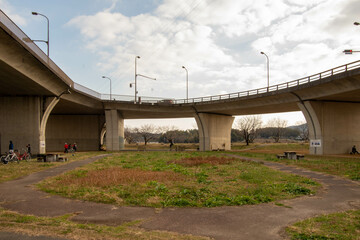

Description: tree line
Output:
[123,116,309,145]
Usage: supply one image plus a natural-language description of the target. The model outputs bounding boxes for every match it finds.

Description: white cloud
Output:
[0,0,27,26]
[66,0,360,100]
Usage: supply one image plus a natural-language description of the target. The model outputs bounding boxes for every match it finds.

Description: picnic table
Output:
[284,151,297,160]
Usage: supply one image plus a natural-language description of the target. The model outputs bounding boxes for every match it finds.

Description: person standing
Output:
[64,143,68,153]
[9,140,14,153]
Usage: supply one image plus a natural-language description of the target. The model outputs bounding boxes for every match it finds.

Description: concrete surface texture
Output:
[195,113,234,151]
[0,154,359,240]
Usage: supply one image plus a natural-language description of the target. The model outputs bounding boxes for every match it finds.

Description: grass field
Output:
[286,209,360,240]
[38,151,319,208]
[0,208,211,240]
[230,143,360,181]
[0,152,104,183]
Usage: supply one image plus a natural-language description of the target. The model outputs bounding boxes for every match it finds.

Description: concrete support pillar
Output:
[195,113,234,151]
[298,101,360,155]
[105,109,124,151]
[39,97,59,154]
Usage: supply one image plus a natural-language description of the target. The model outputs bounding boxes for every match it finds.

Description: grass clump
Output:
[38,151,319,208]
[286,210,360,240]
[0,152,105,183]
[0,207,211,240]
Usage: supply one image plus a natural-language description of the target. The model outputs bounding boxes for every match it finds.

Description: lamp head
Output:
[354,22,360,26]
[102,76,106,78]
[32,12,38,15]
[136,56,140,59]
[260,51,265,54]
[182,66,185,69]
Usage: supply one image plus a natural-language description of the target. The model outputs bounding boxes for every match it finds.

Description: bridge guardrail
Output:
[170,60,360,105]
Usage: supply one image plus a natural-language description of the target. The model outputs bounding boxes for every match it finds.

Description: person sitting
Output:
[350,145,359,154]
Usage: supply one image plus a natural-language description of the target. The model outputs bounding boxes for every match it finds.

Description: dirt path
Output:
[0,154,359,240]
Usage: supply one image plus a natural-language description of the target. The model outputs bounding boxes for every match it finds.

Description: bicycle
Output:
[1,151,19,164]
[17,148,31,161]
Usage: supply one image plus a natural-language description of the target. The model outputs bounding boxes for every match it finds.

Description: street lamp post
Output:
[134,56,140,102]
[131,56,156,103]
[182,66,188,101]
[102,76,112,100]
[31,12,49,57]
[260,51,269,91]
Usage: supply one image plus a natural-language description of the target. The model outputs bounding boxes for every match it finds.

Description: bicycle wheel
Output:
[0,156,8,164]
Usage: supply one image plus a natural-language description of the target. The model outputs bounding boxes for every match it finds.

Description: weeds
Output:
[286,210,360,240]
[0,208,211,240]
[38,152,319,208]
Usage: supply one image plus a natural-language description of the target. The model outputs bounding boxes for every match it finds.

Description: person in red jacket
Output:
[64,143,68,153]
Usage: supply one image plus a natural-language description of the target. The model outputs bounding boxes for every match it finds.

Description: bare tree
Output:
[136,124,158,145]
[159,126,179,144]
[296,121,309,141]
[124,127,137,144]
[236,115,262,145]
[267,117,288,143]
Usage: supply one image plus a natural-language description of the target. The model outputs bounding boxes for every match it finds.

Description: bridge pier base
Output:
[105,110,124,151]
[195,113,234,151]
[299,101,360,155]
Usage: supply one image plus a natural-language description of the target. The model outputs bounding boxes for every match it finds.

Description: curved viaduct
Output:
[1,10,360,155]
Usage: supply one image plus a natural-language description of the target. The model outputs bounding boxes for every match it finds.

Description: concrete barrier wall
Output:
[46,114,104,152]
[0,96,40,154]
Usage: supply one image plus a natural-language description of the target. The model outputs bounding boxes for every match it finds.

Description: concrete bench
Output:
[57,155,68,162]
[296,154,305,160]
[277,154,286,159]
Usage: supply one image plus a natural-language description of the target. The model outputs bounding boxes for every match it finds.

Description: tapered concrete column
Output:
[298,101,360,155]
[105,110,124,151]
[195,113,234,151]
[40,97,59,154]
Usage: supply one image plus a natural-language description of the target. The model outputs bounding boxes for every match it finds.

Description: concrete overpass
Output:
[1,10,360,155]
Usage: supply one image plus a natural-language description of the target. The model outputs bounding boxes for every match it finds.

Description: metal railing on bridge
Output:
[171,60,360,104]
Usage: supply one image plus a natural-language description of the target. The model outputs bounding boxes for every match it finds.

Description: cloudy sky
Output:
[1,0,360,129]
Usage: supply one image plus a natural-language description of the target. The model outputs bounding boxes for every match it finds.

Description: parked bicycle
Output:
[17,148,31,161]
[1,151,19,164]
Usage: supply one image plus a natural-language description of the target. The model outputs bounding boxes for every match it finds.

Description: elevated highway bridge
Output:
[1,10,360,155]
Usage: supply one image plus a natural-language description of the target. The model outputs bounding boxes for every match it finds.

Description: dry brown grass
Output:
[60,168,186,187]
[169,156,237,167]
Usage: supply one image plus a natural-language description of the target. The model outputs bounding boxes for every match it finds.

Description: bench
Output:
[57,155,68,162]
[296,154,305,160]
[277,154,286,159]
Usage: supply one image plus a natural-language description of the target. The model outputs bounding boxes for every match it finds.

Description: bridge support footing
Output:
[105,110,124,151]
[299,101,360,155]
[195,113,234,151]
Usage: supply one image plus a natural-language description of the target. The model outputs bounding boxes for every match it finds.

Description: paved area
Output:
[0,154,359,240]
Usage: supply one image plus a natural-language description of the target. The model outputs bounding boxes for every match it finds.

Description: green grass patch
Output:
[286,210,360,240]
[231,150,360,181]
[38,151,319,208]
[0,152,105,183]
[0,207,210,240]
